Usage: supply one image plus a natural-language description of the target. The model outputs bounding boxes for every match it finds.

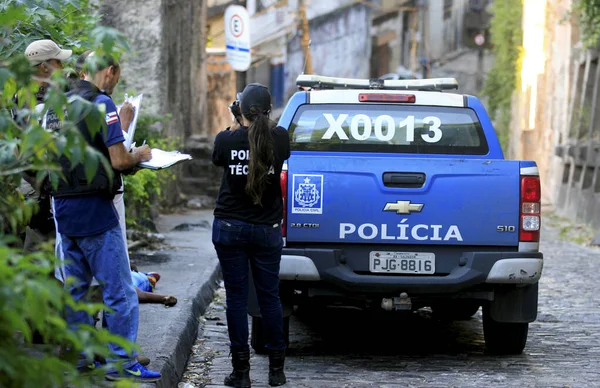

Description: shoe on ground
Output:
[105,362,161,382]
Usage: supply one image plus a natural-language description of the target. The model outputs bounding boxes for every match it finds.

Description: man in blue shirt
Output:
[52,53,161,382]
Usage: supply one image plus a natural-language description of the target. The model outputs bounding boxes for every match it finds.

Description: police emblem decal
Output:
[292,174,323,214]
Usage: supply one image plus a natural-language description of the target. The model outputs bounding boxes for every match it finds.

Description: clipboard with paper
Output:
[117,93,192,170]
[137,149,192,170]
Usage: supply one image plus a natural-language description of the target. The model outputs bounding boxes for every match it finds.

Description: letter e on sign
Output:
[225,5,251,71]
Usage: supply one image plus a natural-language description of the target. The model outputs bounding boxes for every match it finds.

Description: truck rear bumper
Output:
[485,258,543,284]
[280,254,321,281]
[279,248,543,294]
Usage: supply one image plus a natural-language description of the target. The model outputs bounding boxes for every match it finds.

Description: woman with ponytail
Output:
[212,83,290,388]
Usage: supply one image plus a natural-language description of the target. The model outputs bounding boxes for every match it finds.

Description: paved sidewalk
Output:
[131,209,220,388]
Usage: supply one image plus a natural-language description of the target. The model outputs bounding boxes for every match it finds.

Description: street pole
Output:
[422,0,429,79]
[299,0,313,74]
[236,0,248,92]
[236,71,247,93]
[476,46,484,92]
[410,10,418,75]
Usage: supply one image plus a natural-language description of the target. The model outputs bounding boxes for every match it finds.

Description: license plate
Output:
[369,251,435,274]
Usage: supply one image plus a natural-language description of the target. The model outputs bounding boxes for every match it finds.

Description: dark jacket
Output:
[52,80,121,199]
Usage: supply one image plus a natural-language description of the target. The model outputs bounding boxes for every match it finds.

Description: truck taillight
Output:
[280,167,288,239]
[520,176,541,242]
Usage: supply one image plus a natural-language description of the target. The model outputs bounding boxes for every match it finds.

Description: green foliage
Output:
[576,0,600,48]
[0,1,139,386]
[0,0,100,58]
[123,114,180,230]
[483,0,523,153]
[0,243,137,388]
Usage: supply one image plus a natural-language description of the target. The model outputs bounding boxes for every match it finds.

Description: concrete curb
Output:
[140,261,221,388]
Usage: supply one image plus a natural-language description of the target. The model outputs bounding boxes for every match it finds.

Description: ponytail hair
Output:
[245,106,275,205]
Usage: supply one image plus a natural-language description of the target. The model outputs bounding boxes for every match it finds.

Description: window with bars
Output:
[444,0,453,20]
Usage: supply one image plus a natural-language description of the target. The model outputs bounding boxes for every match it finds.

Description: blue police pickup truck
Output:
[248,74,543,355]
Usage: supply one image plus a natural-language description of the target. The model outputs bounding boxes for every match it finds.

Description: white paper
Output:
[139,148,193,170]
[117,93,143,150]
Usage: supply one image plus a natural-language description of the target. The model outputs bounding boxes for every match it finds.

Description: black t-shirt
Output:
[212,125,291,225]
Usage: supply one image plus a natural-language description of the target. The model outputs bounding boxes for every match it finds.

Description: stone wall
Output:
[99,0,210,201]
[99,0,208,140]
[98,0,165,117]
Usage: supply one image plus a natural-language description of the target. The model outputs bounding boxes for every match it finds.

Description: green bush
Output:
[0,1,138,386]
[483,0,523,154]
[576,0,600,48]
[0,243,136,388]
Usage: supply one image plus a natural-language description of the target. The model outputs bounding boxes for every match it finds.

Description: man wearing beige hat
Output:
[11,39,72,126]
[26,39,72,81]
[14,39,73,254]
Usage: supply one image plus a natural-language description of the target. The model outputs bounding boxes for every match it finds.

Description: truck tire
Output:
[251,316,290,355]
[433,302,480,321]
[483,307,528,355]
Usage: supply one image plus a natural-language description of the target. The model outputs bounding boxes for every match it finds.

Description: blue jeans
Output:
[212,218,286,352]
[61,224,138,367]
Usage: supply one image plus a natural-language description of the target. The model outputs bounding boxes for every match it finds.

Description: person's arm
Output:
[101,98,151,170]
[212,131,227,167]
[108,143,151,171]
[278,127,291,160]
[135,287,178,306]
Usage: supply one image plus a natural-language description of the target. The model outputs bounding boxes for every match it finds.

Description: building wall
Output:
[427,0,469,61]
[508,0,600,232]
[206,50,237,136]
[285,3,372,98]
[371,9,404,78]
[510,0,571,200]
[100,0,209,201]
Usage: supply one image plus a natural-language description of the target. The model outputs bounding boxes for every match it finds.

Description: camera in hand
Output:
[229,99,242,119]
[229,92,243,126]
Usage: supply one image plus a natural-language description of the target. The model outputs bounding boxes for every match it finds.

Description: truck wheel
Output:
[433,302,480,321]
[251,316,290,355]
[483,307,528,355]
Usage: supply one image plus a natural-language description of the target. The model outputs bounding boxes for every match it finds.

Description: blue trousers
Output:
[212,218,286,352]
[61,224,138,367]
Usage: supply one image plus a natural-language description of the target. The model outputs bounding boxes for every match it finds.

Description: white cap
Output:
[25,39,72,66]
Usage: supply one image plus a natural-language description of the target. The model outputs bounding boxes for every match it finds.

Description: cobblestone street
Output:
[181,220,600,388]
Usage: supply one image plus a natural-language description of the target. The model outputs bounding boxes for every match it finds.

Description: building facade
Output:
[509,0,600,232]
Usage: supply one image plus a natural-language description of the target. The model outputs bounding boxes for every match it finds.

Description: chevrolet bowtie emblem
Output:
[383,200,424,215]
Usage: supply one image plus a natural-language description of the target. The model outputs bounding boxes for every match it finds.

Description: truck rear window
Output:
[289,104,489,155]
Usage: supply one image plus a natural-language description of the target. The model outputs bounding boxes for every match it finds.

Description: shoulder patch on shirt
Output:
[106,111,118,125]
